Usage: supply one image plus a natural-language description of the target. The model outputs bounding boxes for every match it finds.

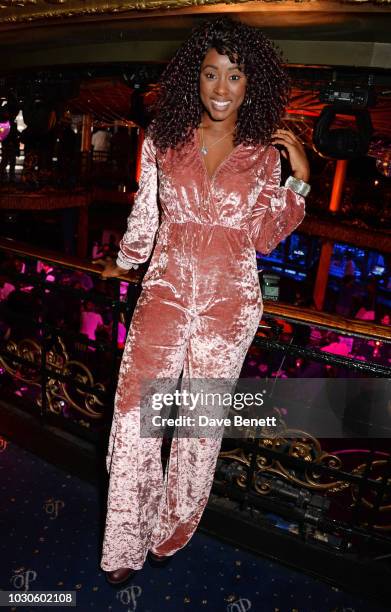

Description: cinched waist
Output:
[161,218,246,232]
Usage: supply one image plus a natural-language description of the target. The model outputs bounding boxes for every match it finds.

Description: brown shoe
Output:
[148,551,172,567]
[105,567,137,586]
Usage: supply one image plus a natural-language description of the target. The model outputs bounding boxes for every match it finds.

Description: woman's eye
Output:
[202,72,243,81]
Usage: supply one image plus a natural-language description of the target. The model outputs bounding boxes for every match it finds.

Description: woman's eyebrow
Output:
[202,64,241,70]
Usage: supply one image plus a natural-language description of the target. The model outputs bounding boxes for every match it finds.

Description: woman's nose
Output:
[213,77,229,96]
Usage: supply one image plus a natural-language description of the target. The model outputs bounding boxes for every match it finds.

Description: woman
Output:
[100,17,310,585]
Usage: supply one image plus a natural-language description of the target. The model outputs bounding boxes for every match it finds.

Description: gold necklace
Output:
[199,124,235,155]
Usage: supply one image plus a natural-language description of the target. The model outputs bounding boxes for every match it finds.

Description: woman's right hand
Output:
[100,261,128,279]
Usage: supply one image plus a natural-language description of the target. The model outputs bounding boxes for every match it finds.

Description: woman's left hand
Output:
[271,128,310,183]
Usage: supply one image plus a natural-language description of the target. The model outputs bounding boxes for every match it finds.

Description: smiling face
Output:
[199,48,247,124]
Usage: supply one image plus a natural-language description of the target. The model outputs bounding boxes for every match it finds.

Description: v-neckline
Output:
[195,128,242,183]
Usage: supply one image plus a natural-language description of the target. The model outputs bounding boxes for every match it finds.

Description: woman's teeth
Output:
[211,100,230,110]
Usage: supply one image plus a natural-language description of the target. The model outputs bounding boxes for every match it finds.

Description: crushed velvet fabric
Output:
[100,129,305,571]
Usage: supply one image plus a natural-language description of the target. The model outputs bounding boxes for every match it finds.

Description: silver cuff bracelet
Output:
[284,175,311,197]
[116,252,139,270]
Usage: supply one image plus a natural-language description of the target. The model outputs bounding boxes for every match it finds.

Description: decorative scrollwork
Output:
[0,338,41,384]
[0,0,37,6]
[61,360,105,418]
[220,431,347,492]
[1,336,106,419]
[218,435,391,528]
[1,0,391,23]
[350,460,391,512]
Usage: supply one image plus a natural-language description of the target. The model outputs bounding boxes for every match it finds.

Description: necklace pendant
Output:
[200,146,208,155]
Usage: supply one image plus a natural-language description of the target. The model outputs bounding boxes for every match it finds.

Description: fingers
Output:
[271,138,297,152]
[271,129,304,146]
[101,265,133,279]
[101,268,115,279]
[272,129,298,138]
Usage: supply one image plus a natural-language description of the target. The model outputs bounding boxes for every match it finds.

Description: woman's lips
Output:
[210,100,231,111]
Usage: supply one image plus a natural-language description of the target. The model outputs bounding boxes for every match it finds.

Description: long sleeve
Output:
[116,135,159,269]
[248,146,306,255]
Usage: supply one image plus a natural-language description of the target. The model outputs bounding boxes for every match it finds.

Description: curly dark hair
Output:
[148,16,291,152]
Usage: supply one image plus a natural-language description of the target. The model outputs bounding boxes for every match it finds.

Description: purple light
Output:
[0,121,11,142]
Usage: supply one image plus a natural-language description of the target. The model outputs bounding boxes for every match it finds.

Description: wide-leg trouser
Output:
[100,283,262,571]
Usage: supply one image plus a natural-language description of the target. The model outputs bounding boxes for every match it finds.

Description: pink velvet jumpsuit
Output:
[100,129,305,571]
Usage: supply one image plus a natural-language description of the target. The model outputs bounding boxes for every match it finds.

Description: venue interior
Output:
[0,2,390,611]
